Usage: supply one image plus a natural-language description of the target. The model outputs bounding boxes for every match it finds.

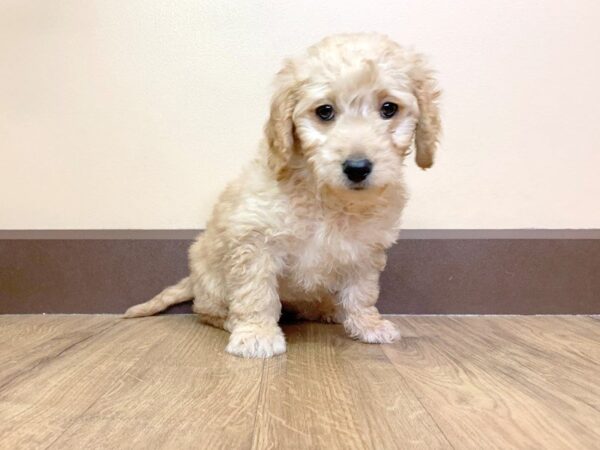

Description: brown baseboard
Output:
[1,230,599,314]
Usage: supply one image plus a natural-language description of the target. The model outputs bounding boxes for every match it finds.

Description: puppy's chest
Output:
[281,220,376,291]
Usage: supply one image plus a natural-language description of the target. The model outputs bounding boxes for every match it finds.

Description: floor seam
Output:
[249,358,267,450]
[381,347,456,449]
[42,392,106,450]
[0,319,120,394]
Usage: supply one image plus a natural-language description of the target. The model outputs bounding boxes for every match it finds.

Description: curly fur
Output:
[125,33,441,358]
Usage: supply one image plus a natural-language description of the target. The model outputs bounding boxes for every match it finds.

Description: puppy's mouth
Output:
[349,183,367,191]
[346,180,390,196]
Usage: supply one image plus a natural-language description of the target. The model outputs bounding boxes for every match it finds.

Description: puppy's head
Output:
[265,33,441,196]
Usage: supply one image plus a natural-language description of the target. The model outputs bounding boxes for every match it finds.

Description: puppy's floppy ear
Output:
[408,53,441,169]
[264,61,298,179]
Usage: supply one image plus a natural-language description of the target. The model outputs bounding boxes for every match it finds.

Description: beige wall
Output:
[1,0,599,229]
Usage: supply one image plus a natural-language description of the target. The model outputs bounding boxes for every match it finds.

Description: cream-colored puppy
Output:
[125,33,441,358]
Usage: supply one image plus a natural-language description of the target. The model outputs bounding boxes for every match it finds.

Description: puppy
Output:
[125,33,441,358]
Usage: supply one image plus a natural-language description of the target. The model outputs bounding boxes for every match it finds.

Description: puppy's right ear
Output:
[264,62,297,180]
[408,52,442,170]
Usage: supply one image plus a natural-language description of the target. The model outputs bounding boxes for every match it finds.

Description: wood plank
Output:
[384,316,600,449]
[1,315,599,449]
[0,316,263,449]
[439,316,600,412]
[251,322,450,449]
[0,315,117,391]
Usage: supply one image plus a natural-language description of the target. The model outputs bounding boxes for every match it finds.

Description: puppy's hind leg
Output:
[196,313,226,329]
[124,277,193,318]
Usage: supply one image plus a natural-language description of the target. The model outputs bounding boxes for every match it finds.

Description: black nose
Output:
[342,158,373,183]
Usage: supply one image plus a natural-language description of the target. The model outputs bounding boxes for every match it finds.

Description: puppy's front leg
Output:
[339,270,400,344]
[224,246,285,358]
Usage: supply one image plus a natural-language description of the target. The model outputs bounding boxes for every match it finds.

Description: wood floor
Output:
[1,315,599,449]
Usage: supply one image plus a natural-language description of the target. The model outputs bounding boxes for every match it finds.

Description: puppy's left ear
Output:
[264,61,298,180]
[409,53,442,169]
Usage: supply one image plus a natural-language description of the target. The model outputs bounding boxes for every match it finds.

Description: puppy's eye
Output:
[315,104,335,121]
[380,102,398,119]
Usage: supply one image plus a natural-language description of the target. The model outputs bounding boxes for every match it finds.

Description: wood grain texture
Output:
[0,315,263,449]
[383,316,600,449]
[0,315,599,449]
[251,323,449,449]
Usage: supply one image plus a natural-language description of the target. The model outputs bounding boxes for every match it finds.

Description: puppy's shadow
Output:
[279,312,348,347]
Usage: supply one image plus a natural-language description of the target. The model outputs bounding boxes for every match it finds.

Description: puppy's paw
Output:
[344,316,401,344]
[318,312,343,324]
[318,308,345,324]
[226,324,286,358]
